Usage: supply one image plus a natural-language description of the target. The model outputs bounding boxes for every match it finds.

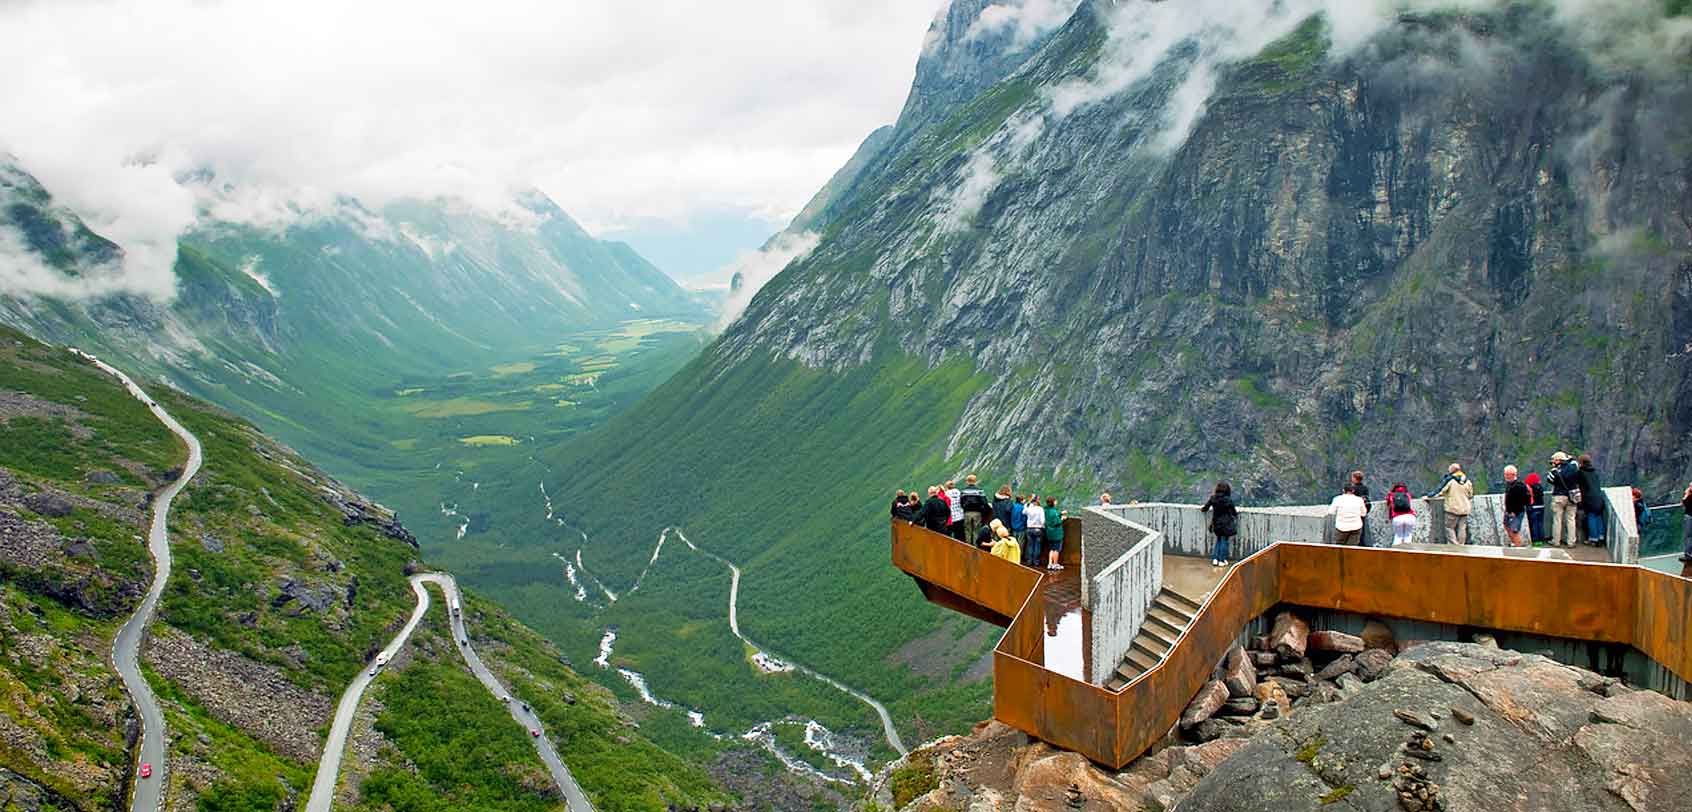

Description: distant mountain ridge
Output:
[0,157,712,473]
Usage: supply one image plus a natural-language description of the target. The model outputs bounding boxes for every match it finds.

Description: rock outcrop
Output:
[1181,642,1692,811]
[871,642,1692,812]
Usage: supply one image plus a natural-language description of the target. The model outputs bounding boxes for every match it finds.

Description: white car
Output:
[375,653,390,667]
[368,667,377,677]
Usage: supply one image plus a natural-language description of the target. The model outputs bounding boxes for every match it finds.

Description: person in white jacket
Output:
[1328,484,1367,546]
[1022,492,1046,568]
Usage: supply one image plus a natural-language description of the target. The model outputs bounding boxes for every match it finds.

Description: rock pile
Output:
[1179,642,1692,812]
[1176,612,1399,744]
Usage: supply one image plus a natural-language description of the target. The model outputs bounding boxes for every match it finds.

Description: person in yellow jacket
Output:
[989,525,1021,564]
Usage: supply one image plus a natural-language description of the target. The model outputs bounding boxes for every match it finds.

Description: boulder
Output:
[1307,630,1366,654]
[85,470,122,485]
[1191,718,1249,743]
[61,539,96,558]
[1217,698,1260,717]
[1249,651,1278,669]
[1277,658,1313,679]
[1361,619,1396,650]
[200,534,225,553]
[1179,642,1692,812]
[1267,612,1308,661]
[1314,654,1355,682]
[1221,646,1256,698]
[1355,648,1395,682]
[22,492,73,518]
[1268,676,1310,698]
[1180,681,1230,730]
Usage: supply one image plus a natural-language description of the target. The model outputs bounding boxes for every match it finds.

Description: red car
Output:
[139,763,152,778]
[530,729,540,737]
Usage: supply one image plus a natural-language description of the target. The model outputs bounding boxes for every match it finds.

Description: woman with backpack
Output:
[1577,454,1605,546]
[1200,481,1239,567]
[1387,482,1416,546]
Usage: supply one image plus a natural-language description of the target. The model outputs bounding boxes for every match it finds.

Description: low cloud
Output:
[716,230,821,329]
[966,0,1083,48]
[0,0,943,302]
[936,110,1045,232]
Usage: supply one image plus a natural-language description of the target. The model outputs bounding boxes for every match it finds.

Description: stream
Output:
[542,484,902,783]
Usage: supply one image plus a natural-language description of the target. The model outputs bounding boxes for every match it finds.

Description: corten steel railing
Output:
[892,520,1692,768]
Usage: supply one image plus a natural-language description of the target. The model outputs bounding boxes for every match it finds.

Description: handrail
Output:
[893,520,1692,768]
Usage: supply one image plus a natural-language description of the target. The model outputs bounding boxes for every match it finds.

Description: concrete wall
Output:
[1103,488,1640,563]
[1079,508,1162,687]
[1100,502,1332,558]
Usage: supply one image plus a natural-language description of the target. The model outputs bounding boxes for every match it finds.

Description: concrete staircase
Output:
[1105,588,1202,691]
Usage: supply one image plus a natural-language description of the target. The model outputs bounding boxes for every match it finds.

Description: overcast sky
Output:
[0,0,946,280]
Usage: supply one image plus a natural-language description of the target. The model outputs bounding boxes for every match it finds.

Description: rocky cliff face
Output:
[728,0,1692,500]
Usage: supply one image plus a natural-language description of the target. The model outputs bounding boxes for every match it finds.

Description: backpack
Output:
[1392,490,1411,513]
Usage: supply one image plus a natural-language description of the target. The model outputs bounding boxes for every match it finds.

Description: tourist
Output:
[1524,472,1548,544]
[989,525,1021,564]
[1328,483,1367,546]
[1387,482,1416,546]
[1577,454,1605,546]
[1023,492,1046,568]
[1502,466,1528,548]
[922,486,950,535]
[1351,470,1372,546]
[891,490,916,524]
[1632,487,1650,529]
[960,475,990,543]
[1200,481,1238,566]
[992,486,1015,529]
[1430,463,1474,545]
[976,518,1004,549]
[1010,494,1028,550]
[1100,492,1113,506]
[1548,452,1580,547]
[943,480,964,540]
[1043,497,1067,571]
[1680,482,1692,563]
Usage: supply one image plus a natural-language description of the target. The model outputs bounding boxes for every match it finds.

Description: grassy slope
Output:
[0,325,724,811]
[470,348,1002,750]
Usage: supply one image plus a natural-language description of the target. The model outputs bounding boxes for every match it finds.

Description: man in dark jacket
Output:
[1680,482,1692,563]
[1547,451,1580,547]
[1350,470,1372,547]
[959,474,991,544]
[922,486,951,535]
[1502,466,1529,547]
[991,487,1015,529]
[1577,454,1605,545]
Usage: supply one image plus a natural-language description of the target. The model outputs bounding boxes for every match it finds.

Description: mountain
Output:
[0,324,725,810]
[470,0,1692,757]
[0,159,711,483]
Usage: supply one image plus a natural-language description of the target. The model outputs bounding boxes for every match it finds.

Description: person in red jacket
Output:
[1387,482,1416,547]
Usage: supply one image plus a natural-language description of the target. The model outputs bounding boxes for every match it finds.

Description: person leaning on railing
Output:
[1681,483,1692,563]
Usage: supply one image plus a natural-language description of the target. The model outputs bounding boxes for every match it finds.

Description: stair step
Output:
[1145,609,1187,635]
[1126,645,1163,671]
[1151,595,1195,621]
[1138,626,1177,651]
[1114,661,1143,682]
[1106,676,1128,692]
[1159,588,1203,613]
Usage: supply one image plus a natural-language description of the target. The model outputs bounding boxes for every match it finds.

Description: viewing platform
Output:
[890,492,1692,769]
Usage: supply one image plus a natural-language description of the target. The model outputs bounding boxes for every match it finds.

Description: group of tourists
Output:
[1317,452,1615,551]
[1196,451,1677,565]
[890,475,1069,571]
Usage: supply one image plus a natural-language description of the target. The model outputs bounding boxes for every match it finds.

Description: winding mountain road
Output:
[667,529,908,757]
[91,355,203,812]
[305,574,593,812]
